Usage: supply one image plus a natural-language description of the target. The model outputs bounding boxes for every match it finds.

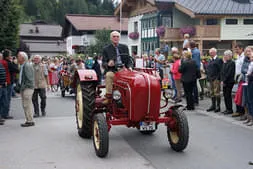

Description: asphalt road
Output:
[1,91,253,169]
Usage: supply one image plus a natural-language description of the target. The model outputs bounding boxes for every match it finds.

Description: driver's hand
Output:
[128,67,133,71]
[108,60,115,67]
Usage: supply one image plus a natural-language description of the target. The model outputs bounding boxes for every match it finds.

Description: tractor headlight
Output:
[113,90,121,100]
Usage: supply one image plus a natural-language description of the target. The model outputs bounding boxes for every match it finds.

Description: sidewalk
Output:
[179,95,253,131]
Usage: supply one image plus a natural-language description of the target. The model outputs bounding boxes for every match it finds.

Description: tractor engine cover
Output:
[113,69,161,122]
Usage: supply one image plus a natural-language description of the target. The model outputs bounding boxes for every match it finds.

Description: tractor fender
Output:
[76,69,98,82]
[72,69,98,88]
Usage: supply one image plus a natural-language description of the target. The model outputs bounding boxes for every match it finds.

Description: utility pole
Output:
[55,0,59,23]
[120,0,122,34]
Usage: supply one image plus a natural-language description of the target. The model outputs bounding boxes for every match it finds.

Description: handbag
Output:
[14,83,21,93]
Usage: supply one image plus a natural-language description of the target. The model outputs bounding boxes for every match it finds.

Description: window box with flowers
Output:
[156,26,165,37]
[179,26,196,37]
[128,32,139,40]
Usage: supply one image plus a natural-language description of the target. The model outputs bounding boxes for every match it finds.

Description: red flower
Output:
[128,32,139,40]
[179,26,196,36]
[72,45,78,49]
[156,26,165,37]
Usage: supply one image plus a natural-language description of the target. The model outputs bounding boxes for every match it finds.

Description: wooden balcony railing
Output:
[160,25,220,41]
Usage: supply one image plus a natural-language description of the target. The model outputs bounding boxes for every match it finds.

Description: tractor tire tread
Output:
[167,109,189,152]
[93,113,109,158]
[77,82,96,138]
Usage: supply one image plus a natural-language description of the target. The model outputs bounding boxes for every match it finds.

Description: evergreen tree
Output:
[0,0,21,51]
[101,0,114,15]
[19,0,115,25]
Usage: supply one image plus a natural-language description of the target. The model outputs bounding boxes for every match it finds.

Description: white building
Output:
[115,0,253,56]
[63,14,128,55]
[20,23,66,57]
[127,15,143,57]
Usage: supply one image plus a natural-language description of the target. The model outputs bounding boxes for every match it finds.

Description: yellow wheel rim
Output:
[169,116,179,144]
[76,83,83,128]
[170,131,179,144]
[93,120,100,150]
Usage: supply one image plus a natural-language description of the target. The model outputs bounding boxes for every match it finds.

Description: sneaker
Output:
[243,119,251,124]
[247,121,253,126]
[239,115,247,121]
[21,122,35,127]
[41,110,46,117]
[223,110,233,115]
[231,112,241,117]
[33,114,39,118]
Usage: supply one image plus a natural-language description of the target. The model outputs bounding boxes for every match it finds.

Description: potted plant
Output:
[179,26,196,37]
[128,32,139,40]
[156,26,165,37]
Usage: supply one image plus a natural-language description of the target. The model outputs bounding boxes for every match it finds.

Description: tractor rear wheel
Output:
[75,80,96,138]
[167,109,189,152]
[92,113,109,158]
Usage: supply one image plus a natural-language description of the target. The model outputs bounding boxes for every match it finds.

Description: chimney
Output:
[35,26,39,33]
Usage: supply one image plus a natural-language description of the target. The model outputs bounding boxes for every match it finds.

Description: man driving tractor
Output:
[102,31,132,104]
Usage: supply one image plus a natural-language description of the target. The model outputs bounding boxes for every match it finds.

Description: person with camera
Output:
[102,31,132,104]
[32,55,49,118]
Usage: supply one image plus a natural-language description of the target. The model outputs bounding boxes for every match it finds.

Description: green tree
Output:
[0,0,21,51]
[101,0,114,15]
[87,29,111,56]
[20,0,115,25]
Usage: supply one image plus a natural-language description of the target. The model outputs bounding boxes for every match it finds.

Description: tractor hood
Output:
[113,69,161,122]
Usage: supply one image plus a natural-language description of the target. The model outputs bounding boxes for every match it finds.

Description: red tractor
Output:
[73,67,189,158]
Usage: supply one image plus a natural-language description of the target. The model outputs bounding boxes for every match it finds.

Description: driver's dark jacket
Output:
[102,43,130,72]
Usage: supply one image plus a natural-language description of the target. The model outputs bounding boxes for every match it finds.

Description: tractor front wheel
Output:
[75,80,96,138]
[167,109,189,152]
[92,113,109,158]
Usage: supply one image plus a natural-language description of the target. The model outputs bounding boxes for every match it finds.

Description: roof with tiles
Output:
[20,24,63,37]
[65,14,128,31]
[156,0,253,15]
[25,42,66,52]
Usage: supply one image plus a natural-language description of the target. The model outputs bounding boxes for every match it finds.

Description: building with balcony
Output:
[115,0,172,56]
[115,0,253,56]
